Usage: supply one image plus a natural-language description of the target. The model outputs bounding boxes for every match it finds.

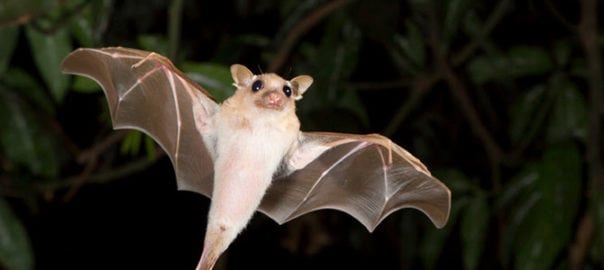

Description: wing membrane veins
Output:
[289,141,372,217]
[164,67,183,163]
[61,47,451,232]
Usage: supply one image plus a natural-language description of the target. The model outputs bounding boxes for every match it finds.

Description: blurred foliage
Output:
[0,197,33,270]
[0,0,603,269]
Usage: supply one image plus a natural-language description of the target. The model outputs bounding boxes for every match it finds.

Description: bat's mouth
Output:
[255,90,286,111]
[255,102,285,111]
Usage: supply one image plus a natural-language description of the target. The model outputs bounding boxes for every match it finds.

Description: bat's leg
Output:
[196,223,234,270]
[196,249,216,270]
[196,240,219,270]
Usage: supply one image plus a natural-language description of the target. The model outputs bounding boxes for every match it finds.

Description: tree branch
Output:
[267,0,351,72]
[427,3,504,165]
[168,0,184,60]
[452,0,511,66]
[382,73,441,137]
[37,150,165,192]
[579,0,603,190]
[62,131,127,201]
[441,64,504,163]
[570,213,595,270]
[544,0,579,33]
[571,0,603,269]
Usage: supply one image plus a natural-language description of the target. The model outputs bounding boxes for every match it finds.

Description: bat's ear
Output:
[231,64,255,87]
[290,75,313,100]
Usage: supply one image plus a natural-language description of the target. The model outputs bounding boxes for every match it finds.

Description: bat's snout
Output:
[266,91,283,106]
[255,90,287,111]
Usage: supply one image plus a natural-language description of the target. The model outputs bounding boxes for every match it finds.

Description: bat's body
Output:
[61,47,451,270]
[198,67,309,269]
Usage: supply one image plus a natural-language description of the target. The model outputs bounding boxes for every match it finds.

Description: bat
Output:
[61,47,451,270]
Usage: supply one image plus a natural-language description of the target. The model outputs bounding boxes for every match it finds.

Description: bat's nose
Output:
[266,91,282,105]
[257,90,286,110]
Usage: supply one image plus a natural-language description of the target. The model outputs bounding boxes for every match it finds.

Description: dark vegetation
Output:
[0,0,602,269]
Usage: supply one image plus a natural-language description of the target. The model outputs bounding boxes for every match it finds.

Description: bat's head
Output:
[230,64,313,112]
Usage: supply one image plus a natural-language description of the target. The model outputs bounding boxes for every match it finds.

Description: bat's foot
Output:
[195,247,219,270]
[196,229,229,270]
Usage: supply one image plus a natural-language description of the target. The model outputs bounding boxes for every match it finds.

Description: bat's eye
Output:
[252,80,263,92]
[283,86,292,97]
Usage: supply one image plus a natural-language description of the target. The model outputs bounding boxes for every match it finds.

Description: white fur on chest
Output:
[204,107,298,229]
[213,110,296,169]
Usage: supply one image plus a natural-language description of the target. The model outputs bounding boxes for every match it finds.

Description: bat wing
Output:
[259,132,451,231]
[61,47,218,197]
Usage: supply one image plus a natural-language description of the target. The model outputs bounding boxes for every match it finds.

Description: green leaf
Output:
[546,74,587,142]
[144,135,156,161]
[569,57,588,79]
[0,26,18,74]
[181,62,233,102]
[513,144,582,270]
[0,198,34,270]
[69,10,94,47]
[298,17,368,127]
[497,164,540,268]
[137,34,168,56]
[0,86,60,178]
[552,40,572,67]
[119,131,158,161]
[2,68,54,115]
[237,34,271,47]
[393,21,426,72]
[443,0,476,47]
[502,184,540,267]
[495,166,538,210]
[0,0,60,26]
[591,193,604,262]
[71,76,101,94]
[509,84,548,144]
[120,130,143,156]
[460,193,489,270]
[468,46,554,84]
[461,11,482,36]
[25,25,72,103]
[433,169,476,195]
[420,196,470,270]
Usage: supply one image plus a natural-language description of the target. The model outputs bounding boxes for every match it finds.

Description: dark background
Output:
[0,0,602,269]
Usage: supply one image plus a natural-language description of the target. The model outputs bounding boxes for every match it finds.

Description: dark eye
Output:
[252,80,263,92]
[283,86,292,97]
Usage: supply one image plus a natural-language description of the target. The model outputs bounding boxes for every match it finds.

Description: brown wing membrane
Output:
[259,132,451,231]
[61,47,218,197]
[61,47,450,232]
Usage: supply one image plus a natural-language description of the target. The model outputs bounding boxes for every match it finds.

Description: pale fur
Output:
[196,65,312,270]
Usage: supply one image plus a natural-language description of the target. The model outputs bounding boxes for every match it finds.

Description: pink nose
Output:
[266,92,282,105]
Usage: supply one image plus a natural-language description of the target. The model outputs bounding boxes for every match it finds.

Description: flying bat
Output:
[61,47,451,270]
